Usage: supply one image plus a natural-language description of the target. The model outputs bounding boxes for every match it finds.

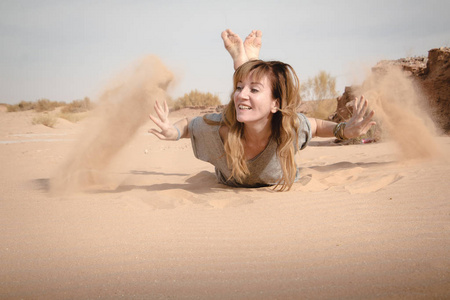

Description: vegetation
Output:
[32,113,57,128]
[301,71,339,101]
[7,100,36,112]
[172,90,221,110]
[6,97,94,113]
[58,112,91,123]
[305,98,337,120]
[34,99,65,112]
[5,97,95,127]
[61,97,94,113]
[7,98,64,112]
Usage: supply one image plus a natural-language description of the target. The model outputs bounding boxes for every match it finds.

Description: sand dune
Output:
[1,108,449,299]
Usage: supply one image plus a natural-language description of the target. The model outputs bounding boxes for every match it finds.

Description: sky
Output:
[1,0,449,104]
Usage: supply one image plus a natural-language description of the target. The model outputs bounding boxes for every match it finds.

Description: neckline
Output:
[216,124,274,163]
[247,137,273,162]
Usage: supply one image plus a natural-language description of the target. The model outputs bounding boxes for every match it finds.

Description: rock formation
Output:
[331,47,450,133]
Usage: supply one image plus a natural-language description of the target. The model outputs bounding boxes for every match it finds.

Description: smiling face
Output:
[233,72,279,126]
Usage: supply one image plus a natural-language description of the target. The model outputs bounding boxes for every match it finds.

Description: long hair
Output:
[208,60,302,191]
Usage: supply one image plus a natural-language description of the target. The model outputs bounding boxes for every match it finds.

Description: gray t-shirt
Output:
[188,113,311,187]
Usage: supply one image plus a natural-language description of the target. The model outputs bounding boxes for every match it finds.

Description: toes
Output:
[221,31,228,40]
[221,29,236,40]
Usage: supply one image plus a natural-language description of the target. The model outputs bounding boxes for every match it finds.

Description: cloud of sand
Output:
[354,66,441,160]
[50,55,173,193]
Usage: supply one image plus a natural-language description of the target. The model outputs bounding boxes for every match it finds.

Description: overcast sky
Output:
[1,0,449,104]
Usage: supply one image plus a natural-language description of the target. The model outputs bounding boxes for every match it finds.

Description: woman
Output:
[149,30,375,191]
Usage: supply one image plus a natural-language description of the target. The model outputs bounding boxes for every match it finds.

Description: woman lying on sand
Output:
[149,29,376,191]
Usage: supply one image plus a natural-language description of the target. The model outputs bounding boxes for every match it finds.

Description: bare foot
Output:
[221,29,248,70]
[244,30,262,61]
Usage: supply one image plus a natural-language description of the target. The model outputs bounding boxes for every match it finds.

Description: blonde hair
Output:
[207,60,302,191]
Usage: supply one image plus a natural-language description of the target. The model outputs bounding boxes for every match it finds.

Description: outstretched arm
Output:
[149,99,190,140]
[308,96,376,139]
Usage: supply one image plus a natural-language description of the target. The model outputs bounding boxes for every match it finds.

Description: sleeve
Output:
[188,114,222,163]
[188,116,209,162]
[297,113,312,150]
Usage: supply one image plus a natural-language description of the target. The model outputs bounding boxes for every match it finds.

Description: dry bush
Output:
[7,101,35,112]
[305,98,337,120]
[58,111,91,123]
[61,97,94,113]
[7,99,65,112]
[32,113,57,127]
[173,90,221,110]
[35,98,65,112]
[301,71,339,101]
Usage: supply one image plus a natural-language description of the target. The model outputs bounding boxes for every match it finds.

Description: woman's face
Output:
[233,73,279,126]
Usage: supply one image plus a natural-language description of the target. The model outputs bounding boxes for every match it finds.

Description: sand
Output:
[1,107,449,299]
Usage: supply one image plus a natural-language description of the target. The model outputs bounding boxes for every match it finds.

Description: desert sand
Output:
[1,106,449,299]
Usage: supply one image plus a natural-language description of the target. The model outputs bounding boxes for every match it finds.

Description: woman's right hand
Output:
[148,100,179,140]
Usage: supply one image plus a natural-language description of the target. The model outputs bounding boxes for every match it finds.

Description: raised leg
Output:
[221,29,248,70]
[244,30,262,61]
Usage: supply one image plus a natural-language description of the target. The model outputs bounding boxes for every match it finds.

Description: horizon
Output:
[1,0,449,105]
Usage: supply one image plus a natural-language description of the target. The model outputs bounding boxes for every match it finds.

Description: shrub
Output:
[173,90,221,110]
[301,71,339,101]
[306,98,337,120]
[34,98,65,112]
[7,100,35,112]
[61,97,94,113]
[6,104,19,112]
[6,99,64,112]
[58,111,90,123]
[32,113,57,128]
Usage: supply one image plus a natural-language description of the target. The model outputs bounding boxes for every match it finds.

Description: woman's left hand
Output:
[344,96,376,139]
